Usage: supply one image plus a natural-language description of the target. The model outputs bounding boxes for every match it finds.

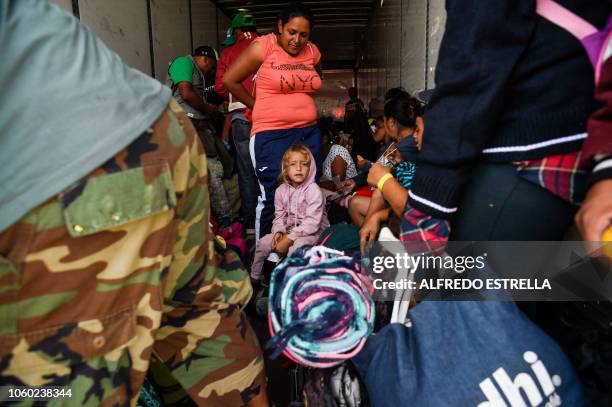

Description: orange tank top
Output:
[251,33,322,135]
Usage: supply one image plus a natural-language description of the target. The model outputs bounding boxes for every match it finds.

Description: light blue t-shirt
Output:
[0,0,172,231]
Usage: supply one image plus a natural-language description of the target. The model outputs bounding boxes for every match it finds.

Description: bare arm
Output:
[364,189,387,221]
[367,163,408,218]
[318,180,337,191]
[575,179,612,255]
[380,178,408,218]
[331,155,347,181]
[318,154,348,191]
[222,41,264,110]
[221,113,231,142]
[359,208,391,252]
[177,82,219,116]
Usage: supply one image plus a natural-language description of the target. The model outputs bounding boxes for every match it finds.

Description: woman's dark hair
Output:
[384,94,424,129]
[278,2,314,28]
[384,87,407,102]
[332,132,351,146]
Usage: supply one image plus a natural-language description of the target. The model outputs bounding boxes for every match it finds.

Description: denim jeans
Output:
[232,118,258,229]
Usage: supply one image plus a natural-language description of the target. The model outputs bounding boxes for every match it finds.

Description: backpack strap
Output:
[536,0,598,40]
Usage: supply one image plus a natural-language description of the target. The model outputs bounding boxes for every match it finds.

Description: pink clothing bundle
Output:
[250,33,322,135]
[218,222,244,241]
[216,221,247,259]
[251,150,329,280]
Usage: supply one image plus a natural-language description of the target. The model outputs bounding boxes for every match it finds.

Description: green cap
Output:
[223,12,257,46]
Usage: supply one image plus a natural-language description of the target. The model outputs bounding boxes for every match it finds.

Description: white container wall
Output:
[79,0,153,75]
[47,0,445,107]
[192,0,222,54]
[357,0,446,111]
[314,70,356,121]
[47,0,229,81]
[426,0,446,88]
[150,0,192,80]
[217,9,231,49]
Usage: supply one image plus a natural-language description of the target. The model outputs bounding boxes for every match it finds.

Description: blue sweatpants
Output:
[249,125,322,239]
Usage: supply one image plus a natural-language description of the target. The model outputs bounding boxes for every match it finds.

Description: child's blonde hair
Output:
[278,144,312,185]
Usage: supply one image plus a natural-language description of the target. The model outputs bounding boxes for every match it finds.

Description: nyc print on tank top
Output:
[251,33,322,134]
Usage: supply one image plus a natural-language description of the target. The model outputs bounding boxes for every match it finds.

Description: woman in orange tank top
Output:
[223,3,324,240]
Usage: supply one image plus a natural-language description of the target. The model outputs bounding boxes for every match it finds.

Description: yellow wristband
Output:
[603,226,612,241]
[376,173,394,193]
[604,226,612,259]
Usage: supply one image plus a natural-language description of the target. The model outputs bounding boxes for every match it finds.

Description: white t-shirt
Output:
[322,144,358,180]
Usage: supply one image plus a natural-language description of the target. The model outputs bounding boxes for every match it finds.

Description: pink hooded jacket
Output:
[272,150,330,241]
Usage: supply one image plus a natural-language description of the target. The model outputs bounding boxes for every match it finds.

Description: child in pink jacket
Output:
[251,144,330,281]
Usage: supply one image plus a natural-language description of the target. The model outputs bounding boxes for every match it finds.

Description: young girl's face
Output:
[338,135,352,152]
[286,151,310,185]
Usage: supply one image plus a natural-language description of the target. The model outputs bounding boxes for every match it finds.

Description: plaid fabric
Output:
[514,151,587,206]
[400,206,450,253]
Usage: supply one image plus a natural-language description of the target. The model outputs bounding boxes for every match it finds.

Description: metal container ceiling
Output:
[212,0,378,69]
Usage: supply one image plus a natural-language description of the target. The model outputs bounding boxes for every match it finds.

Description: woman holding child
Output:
[346,94,423,238]
[223,2,323,240]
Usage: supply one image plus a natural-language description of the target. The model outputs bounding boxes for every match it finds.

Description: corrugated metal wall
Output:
[79,0,153,75]
[150,0,192,80]
[48,0,229,81]
[314,70,355,120]
[357,0,446,110]
[47,0,444,115]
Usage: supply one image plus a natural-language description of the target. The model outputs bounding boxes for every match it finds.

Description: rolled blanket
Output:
[267,245,375,368]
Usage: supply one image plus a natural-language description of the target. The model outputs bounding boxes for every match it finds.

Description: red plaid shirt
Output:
[514,151,587,206]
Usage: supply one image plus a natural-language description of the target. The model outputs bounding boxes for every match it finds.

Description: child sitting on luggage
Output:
[250,144,330,281]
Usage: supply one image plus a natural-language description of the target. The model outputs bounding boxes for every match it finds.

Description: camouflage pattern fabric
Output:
[0,99,265,406]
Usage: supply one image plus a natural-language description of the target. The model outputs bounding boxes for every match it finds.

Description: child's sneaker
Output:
[267,252,281,262]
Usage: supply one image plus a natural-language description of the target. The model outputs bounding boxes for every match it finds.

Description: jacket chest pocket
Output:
[0,162,177,391]
[60,161,176,237]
